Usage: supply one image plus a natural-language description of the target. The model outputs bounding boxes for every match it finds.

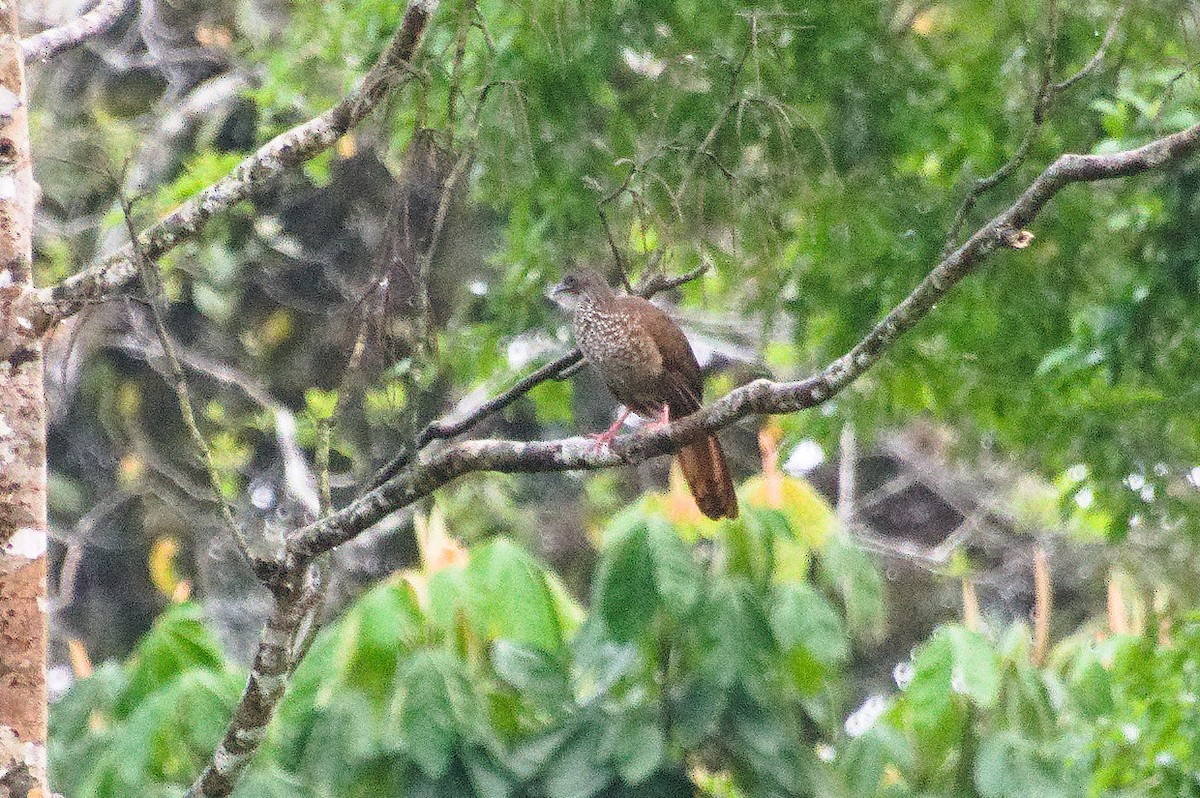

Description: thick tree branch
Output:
[0,5,49,793]
[20,0,132,63]
[296,123,1200,565]
[36,0,441,322]
[186,121,1200,798]
[183,568,321,798]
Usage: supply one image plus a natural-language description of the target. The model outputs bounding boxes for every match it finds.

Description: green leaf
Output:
[975,731,1020,798]
[336,580,424,700]
[614,718,666,785]
[771,583,848,669]
[394,652,457,779]
[672,673,727,748]
[945,625,1000,708]
[304,387,339,420]
[297,691,381,789]
[726,509,775,585]
[491,639,572,712]
[463,747,514,798]
[646,516,702,615]
[116,604,227,718]
[505,724,574,780]
[539,725,615,798]
[905,631,959,762]
[820,537,884,636]
[592,520,657,642]
[840,733,886,797]
[464,539,563,651]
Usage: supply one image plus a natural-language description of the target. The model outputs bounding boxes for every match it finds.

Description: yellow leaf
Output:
[259,309,294,348]
[742,473,838,549]
[68,638,93,678]
[337,134,358,159]
[148,536,181,598]
[416,505,468,574]
[117,452,144,487]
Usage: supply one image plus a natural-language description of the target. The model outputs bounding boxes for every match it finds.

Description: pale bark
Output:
[21,0,133,63]
[0,7,48,797]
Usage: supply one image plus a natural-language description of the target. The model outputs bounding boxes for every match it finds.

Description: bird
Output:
[549,271,738,520]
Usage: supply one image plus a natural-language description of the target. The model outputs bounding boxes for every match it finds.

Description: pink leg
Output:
[645,405,670,430]
[587,407,633,449]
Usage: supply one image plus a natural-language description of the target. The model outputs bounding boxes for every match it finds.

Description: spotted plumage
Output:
[549,271,738,519]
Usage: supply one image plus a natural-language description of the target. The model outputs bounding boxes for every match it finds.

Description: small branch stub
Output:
[999,227,1035,249]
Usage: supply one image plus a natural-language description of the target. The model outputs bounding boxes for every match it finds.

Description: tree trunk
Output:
[0,6,48,796]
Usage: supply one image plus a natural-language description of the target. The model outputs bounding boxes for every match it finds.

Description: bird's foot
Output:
[587,409,632,450]
[586,430,619,450]
[644,405,671,431]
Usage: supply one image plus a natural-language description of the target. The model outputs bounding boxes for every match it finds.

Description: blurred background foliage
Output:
[22,0,1200,794]
[49,486,1200,797]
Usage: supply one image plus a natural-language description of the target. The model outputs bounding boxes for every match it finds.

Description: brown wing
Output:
[618,296,704,417]
[613,297,737,519]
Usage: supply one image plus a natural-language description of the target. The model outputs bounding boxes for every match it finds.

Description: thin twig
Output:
[1154,58,1200,136]
[446,0,476,137]
[119,197,262,571]
[942,0,1070,255]
[1051,2,1128,93]
[112,332,320,515]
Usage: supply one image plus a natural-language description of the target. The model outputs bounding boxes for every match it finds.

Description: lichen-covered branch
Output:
[292,122,1200,564]
[20,0,132,63]
[183,121,1200,798]
[37,0,442,322]
[183,567,322,798]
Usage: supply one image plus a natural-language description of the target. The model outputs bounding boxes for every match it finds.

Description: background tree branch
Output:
[35,0,442,323]
[20,0,133,63]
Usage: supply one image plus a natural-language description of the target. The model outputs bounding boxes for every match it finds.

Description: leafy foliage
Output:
[50,482,1200,797]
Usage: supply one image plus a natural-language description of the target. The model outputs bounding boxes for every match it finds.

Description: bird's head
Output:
[548,270,609,311]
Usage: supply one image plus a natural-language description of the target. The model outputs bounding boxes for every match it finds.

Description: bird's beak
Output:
[547,280,568,301]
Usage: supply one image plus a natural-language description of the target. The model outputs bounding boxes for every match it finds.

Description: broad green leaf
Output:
[592,520,657,642]
[771,583,849,669]
[945,625,1000,708]
[465,539,563,652]
[336,579,424,700]
[116,604,227,718]
[613,717,665,785]
[539,725,615,798]
[491,639,572,712]
[646,516,702,615]
[393,652,457,779]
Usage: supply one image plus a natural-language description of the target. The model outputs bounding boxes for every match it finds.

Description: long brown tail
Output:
[677,434,738,520]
